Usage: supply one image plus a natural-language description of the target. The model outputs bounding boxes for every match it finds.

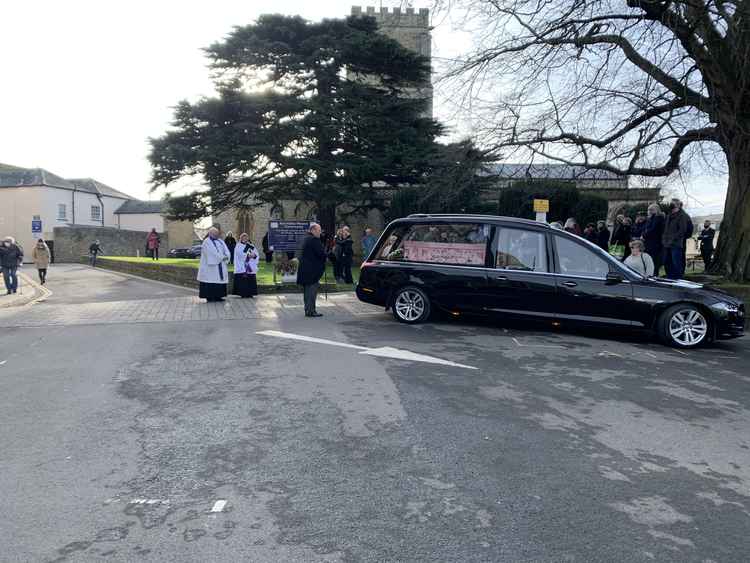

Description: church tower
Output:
[351,5,434,116]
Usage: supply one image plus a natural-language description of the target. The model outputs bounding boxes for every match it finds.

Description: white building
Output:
[0,163,134,259]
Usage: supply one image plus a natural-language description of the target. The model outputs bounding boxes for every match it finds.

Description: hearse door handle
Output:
[495,275,508,281]
[562,281,578,287]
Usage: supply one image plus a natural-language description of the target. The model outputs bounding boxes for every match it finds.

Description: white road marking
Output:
[359,346,477,370]
[256,330,368,350]
[129,499,169,505]
[672,349,689,356]
[211,500,227,512]
[0,360,6,366]
[512,337,565,349]
[644,352,658,359]
[257,330,477,370]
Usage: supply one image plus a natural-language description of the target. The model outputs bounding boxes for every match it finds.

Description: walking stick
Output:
[324,260,328,301]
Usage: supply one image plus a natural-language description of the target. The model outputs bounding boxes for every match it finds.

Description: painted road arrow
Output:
[256,330,477,370]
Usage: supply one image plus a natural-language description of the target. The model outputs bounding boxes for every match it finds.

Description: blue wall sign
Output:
[268,221,313,252]
[31,220,42,233]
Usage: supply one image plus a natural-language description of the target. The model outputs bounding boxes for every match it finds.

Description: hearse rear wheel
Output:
[393,286,431,324]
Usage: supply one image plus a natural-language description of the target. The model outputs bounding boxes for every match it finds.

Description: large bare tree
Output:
[440,0,750,280]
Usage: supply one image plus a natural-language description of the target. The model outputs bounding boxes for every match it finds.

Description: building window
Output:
[57,204,67,220]
[91,205,101,222]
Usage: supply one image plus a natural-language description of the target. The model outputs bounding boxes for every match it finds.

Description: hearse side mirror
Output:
[605,272,624,285]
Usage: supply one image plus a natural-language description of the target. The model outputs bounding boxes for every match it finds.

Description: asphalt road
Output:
[1,265,749,562]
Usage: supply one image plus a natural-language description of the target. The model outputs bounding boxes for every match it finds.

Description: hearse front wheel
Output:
[658,304,710,349]
[392,286,431,324]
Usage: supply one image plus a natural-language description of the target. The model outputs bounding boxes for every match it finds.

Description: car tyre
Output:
[392,286,431,324]
[658,304,711,349]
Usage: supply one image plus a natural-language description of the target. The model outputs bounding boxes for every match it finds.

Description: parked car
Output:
[167,244,202,258]
[356,214,745,349]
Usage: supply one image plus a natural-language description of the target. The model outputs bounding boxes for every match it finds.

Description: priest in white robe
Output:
[232,233,259,298]
[197,227,231,302]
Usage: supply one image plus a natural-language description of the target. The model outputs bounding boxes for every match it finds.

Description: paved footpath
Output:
[2,265,750,562]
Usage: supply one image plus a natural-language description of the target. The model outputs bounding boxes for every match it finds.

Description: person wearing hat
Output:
[0,236,24,294]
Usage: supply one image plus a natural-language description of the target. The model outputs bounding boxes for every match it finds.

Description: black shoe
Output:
[12,290,17,294]
[310,312,323,317]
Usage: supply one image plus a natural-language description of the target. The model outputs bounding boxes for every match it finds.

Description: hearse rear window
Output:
[377,223,489,266]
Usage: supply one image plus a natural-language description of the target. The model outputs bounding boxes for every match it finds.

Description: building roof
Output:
[114,199,164,215]
[0,163,134,199]
[0,163,76,189]
[68,178,133,200]
[484,163,625,182]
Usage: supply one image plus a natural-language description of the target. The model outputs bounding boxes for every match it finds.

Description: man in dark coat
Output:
[662,199,692,279]
[1,236,24,294]
[643,204,665,275]
[697,220,716,271]
[297,223,326,317]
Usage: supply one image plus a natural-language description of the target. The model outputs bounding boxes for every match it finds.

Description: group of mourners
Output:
[1,237,52,295]
[554,198,715,279]
[196,223,378,315]
[196,228,260,302]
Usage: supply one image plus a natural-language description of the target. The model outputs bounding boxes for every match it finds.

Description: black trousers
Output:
[340,256,353,283]
[38,268,47,283]
[303,283,319,315]
[701,247,713,270]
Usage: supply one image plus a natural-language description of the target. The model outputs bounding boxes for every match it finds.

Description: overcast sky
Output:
[0,1,726,215]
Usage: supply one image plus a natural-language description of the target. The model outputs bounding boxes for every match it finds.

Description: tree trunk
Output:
[712,138,750,281]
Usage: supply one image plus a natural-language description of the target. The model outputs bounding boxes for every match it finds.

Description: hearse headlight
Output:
[711,302,740,314]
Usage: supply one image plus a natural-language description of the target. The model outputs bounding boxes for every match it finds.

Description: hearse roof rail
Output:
[404,214,551,228]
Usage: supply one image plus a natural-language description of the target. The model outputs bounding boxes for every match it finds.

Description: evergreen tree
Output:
[149,14,443,233]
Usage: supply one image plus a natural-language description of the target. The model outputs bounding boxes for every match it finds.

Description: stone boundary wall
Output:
[92,259,346,294]
[53,226,169,263]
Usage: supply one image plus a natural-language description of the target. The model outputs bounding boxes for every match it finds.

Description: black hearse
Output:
[356,214,745,348]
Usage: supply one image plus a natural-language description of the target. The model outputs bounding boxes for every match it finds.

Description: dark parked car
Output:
[167,244,202,259]
[356,215,745,349]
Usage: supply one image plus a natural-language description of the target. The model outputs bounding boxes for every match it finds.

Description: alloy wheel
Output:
[395,290,426,322]
[668,309,708,347]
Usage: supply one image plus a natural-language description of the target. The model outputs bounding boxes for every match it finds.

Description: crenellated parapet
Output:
[351,6,430,28]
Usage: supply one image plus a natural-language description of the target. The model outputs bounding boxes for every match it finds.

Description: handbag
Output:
[609,244,625,259]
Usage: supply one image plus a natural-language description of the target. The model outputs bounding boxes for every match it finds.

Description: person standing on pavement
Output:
[297,223,326,317]
[0,236,24,295]
[146,228,161,260]
[32,239,51,285]
[332,227,344,282]
[197,227,231,302]
[624,239,654,277]
[262,232,273,263]
[662,198,692,279]
[338,226,354,284]
[631,213,647,240]
[224,232,237,264]
[88,240,102,267]
[232,233,259,299]
[362,228,377,260]
[595,220,610,252]
[643,204,665,276]
[697,220,716,271]
[564,218,581,236]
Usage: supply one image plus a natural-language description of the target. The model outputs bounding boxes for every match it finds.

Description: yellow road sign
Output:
[533,199,550,213]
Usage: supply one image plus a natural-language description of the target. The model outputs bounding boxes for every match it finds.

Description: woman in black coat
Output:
[595,221,610,252]
[336,226,354,284]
